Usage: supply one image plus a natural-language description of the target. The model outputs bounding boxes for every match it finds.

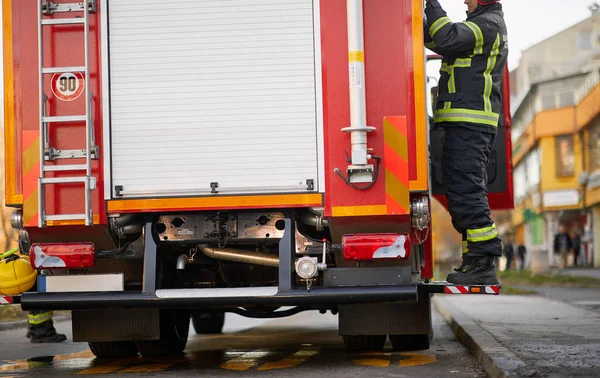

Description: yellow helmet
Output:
[0,249,38,295]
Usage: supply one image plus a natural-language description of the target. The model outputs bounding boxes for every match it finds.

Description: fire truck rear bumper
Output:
[19,285,419,311]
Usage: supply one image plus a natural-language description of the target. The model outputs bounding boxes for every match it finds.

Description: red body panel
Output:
[322,0,418,216]
[14,0,106,227]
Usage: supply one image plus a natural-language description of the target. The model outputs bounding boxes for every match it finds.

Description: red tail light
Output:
[342,234,411,261]
[29,243,96,269]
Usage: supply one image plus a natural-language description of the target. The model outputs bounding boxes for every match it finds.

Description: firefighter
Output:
[26,310,67,343]
[424,0,508,284]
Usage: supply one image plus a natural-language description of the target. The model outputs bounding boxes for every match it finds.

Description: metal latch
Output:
[42,0,97,15]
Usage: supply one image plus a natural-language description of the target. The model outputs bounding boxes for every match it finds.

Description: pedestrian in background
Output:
[517,244,527,270]
[572,232,581,266]
[553,225,572,269]
[503,241,514,271]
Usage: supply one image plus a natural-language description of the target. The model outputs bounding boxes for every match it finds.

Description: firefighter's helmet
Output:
[0,249,37,295]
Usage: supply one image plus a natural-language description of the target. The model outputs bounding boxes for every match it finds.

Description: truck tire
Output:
[136,310,190,356]
[389,333,431,351]
[342,335,387,352]
[191,311,225,334]
[88,341,138,358]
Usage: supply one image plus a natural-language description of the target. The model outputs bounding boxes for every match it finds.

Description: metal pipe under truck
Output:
[1,0,514,357]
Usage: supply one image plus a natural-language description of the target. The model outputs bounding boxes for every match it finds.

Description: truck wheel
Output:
[191,311,225,334]
[136,310,190,356]
[342,335,387,352]
[88,341,138,358]
[389,333,432,351]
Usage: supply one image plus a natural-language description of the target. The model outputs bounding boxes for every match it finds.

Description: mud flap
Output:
[72,308,159,342]
[338,294,432,336]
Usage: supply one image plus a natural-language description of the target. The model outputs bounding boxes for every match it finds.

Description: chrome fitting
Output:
[411,196,430,231]
[10,210,23,230]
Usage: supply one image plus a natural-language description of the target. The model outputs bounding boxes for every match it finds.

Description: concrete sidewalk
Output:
[433,294,600,378]
[553,268,600,280]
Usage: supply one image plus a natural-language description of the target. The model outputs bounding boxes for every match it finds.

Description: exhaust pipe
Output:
[300,209,329,231]
[198,245,279,268]
[176,254,190,270]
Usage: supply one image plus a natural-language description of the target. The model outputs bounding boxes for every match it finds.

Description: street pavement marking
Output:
[399,353,436,367]
[220,351,272,371]
[353,358,391,367]
[0,360,28,372]
[352,352,437,368]
[257,347,320,371]
[76,358,140,375]
[118,360,184,374]
[53,350,95,361]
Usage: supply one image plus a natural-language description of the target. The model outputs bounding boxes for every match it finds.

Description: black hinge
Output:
[306,179,315,191]
[210,182,219,194]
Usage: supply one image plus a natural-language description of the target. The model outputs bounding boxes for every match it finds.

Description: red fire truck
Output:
[2,0,513,357]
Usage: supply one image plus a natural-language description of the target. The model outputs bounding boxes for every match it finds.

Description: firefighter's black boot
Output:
[28,311,67,343]
[30,328,67,343]
[446,256,499,285]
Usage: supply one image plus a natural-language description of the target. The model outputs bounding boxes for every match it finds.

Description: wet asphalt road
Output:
[0,304,486,377]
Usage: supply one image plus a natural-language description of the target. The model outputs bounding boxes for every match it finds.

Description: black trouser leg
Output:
[28,311,55,337]
[442,126,501,258]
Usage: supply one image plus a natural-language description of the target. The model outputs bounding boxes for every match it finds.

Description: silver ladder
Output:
[37,1,98,227]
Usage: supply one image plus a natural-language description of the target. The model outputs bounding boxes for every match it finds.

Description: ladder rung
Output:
[42,18,85,25]
[43,164,88,172]
[42,66,86,74]
[41,177,87,184]
[43,115,87,123]
[45,214,86,222]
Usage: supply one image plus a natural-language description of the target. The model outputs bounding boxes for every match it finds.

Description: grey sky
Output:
[436,0,596,70]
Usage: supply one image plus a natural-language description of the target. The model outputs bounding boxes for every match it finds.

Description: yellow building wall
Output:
[539,135,584,210]
[577,83,600,130]
[535,108,577,138]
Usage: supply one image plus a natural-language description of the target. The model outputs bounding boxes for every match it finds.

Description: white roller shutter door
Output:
[107,0,322,198]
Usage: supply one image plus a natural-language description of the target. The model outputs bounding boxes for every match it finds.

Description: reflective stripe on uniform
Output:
[453,58,472,67]
[440,63,452,109]
[467,224,498,243]
[463,21,484,55]
[483,34,501,112]
[425,41,437,49]
[28,311,53,325]
[430,16,451,38]
[462,240,469,254]
[434,108,500,127]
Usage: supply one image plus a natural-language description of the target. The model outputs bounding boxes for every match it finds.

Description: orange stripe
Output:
[385,169,410,214]
[108,194,323,213]
[410,0,428,192]
[332,205,387,217]
[383,116,410,215]
[46,214,101,227]
[386,193,408,214]
[22,131,41,227]
[3,0,20,205]
[384,144,409,188]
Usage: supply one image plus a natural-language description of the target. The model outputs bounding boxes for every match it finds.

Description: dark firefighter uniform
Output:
[424,0,508,284]
[26,310,67,343]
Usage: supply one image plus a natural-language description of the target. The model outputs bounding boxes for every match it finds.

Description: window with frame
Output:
[556,134,575,177]
[589,120,600,172]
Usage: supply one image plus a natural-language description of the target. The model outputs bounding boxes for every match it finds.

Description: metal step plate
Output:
[419,281,500,295]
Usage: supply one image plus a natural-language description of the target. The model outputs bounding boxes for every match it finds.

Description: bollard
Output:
[530,248,550,276]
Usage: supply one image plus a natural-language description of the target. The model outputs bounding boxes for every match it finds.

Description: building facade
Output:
[511,70,600,267]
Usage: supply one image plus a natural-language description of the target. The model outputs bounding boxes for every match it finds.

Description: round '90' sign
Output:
[51,72,85,101]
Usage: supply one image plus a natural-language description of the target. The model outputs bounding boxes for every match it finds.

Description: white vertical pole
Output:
[343,0,374,183]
